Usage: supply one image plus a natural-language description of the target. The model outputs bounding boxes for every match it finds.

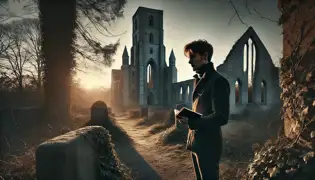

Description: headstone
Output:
[91,101,108,121]
[36,126,129,180]
[86,101,109,127]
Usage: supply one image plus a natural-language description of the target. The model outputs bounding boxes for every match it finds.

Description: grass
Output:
[137,109,175,135]
[0,148,36,180]
[158,126,188,145]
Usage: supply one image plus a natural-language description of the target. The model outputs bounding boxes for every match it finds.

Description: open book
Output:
[174,107,202,120]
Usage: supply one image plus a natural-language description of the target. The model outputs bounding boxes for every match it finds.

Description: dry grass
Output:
[148,123,171,134]
[0,148,36,180]
[219,163,247,180]
[158,126,187,145]
[137,109,175,135]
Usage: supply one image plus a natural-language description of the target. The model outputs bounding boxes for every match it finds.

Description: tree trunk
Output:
[18,76,23,91]
[39,0,77,124]
[278,0,315,147]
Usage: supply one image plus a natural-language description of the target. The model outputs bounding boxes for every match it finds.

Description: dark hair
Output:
[184,39,213,62]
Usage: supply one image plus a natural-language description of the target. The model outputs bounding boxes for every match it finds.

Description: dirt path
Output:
[113,116,195,180]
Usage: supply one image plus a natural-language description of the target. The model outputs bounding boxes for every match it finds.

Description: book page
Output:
[174,109,179,116]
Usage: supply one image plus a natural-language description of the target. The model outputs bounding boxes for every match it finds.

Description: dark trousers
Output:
[191,151,220,180]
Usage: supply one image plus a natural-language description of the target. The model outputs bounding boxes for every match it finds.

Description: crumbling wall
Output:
[279,0,315,143]
[172,79,194,108]
[217,27,280,115]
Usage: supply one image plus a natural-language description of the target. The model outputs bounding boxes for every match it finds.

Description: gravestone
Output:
[91,101,108,120]
[36,126,131,180]
[85,101,110,127]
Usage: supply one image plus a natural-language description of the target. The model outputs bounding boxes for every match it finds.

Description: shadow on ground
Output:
[97,118,162,180]
[115,142,162,180]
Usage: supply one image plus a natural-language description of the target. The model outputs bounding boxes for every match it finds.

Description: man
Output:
[177,40,230,180]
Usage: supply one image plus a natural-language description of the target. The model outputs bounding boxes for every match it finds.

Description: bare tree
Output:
[23,18,42,89]
[0,18,42,91]
[228,0,278,26]
[0,20,32,91]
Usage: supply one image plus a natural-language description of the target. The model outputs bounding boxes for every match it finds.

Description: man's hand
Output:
[177,116,189,124]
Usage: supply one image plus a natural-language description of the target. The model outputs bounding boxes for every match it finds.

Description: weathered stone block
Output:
[36,126,130,180]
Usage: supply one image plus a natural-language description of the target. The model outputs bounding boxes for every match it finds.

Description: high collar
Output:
[193,62,215,79]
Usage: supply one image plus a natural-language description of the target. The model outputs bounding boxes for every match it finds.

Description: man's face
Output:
[188,52,208,72]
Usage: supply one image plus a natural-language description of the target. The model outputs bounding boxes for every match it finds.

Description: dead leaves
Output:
[245,137,315,180]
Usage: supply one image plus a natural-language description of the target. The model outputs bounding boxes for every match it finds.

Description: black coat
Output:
[186,63,230,156]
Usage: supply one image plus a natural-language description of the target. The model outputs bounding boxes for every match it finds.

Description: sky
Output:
[3,0,283,89]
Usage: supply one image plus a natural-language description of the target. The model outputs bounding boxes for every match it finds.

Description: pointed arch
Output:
[186,85,190,101]
[180,86,183,101]
[147,64,153,88]
[247,37,257,103]
[248,38,253,87]
[243,43,248,72]
[261,80,267,104]
[146,58,156,89]
[235,78,242,104]
[252,42,256,76]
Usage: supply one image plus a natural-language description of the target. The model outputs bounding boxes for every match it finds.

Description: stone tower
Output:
[169,49,177,83]
[131,7,166,107]
[121,46,130,107]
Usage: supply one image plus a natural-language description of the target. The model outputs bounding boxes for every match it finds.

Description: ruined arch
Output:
[146,59,156,105]
[246,38,257,103]
[261,80,267,104]
[235,78,242,104]
[147,65,153,89]
[149,15,154,26]
[146,59,156,88]
[149,33,153,43]
[186,85,190,101]
[180,86,183,101]
[243,43,248,72]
